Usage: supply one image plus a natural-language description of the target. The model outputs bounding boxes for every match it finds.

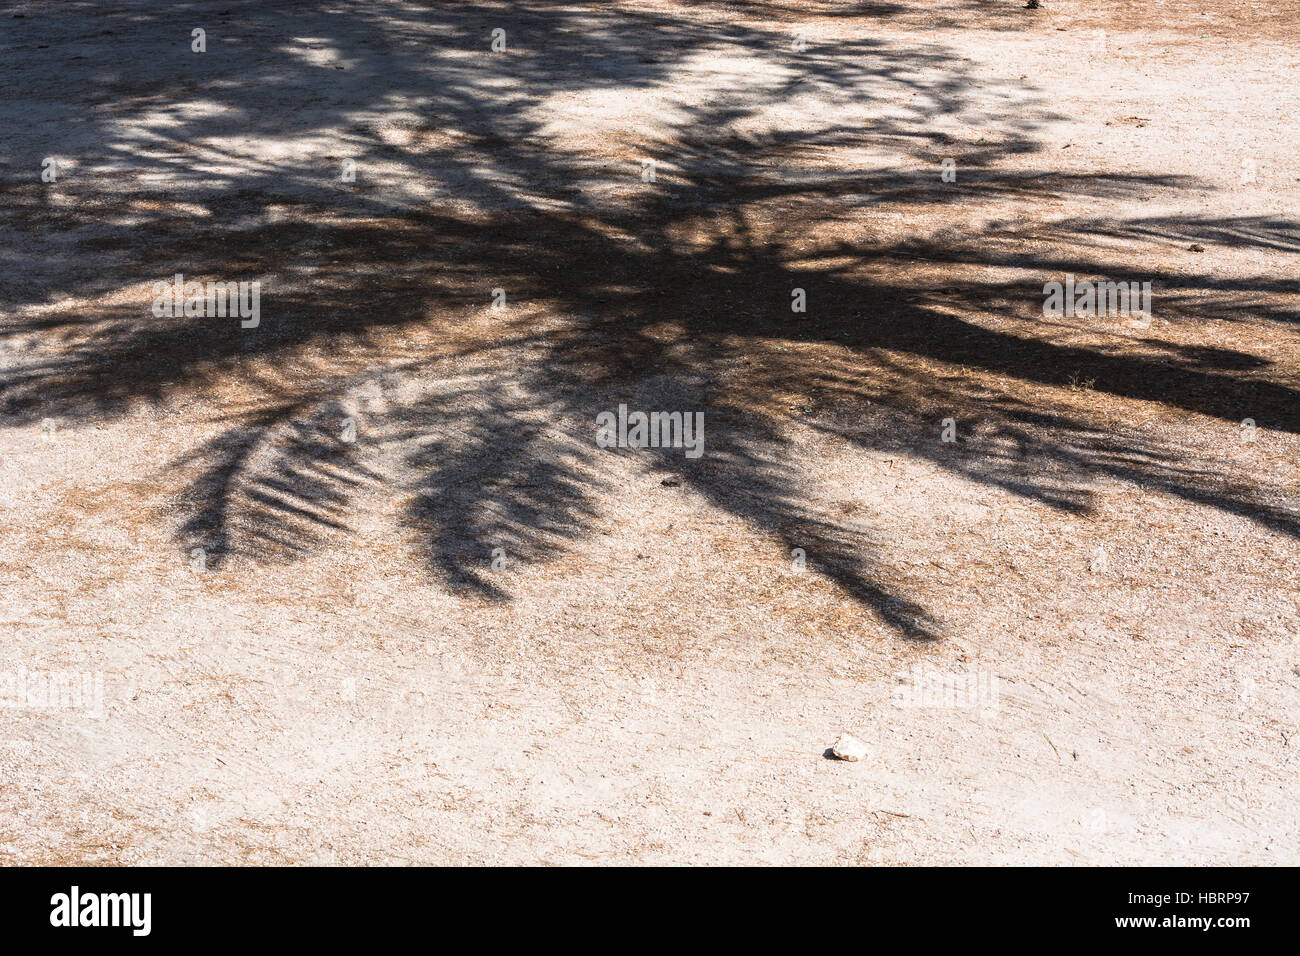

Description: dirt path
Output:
[0,0,1296,864]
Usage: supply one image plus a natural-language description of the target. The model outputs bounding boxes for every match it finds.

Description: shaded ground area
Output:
[0,1,1296,864]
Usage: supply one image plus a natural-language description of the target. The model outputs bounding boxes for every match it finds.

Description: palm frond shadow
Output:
[1,1,1296,637]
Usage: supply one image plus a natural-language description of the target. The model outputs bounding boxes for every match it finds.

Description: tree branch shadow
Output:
[2,1,1295,638]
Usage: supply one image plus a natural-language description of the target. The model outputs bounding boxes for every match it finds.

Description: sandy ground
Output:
[0,0,1297,864]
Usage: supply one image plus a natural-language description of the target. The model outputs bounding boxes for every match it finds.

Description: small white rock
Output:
[831,733,868,762]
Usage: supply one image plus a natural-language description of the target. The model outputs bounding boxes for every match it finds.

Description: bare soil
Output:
[0,0,1297,864]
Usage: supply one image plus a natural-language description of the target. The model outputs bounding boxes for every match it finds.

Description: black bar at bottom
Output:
[0,865,1288,944]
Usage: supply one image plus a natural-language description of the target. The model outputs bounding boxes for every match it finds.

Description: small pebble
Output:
[831,733,868,762]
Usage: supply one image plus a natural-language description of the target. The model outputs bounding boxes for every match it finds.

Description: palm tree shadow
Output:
[1,1,1296,638]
